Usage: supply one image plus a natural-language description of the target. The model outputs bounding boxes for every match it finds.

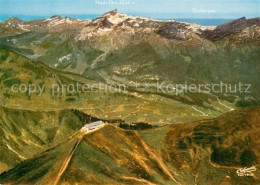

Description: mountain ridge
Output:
[1,10,259,39]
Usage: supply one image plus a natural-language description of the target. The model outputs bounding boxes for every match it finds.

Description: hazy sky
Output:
[0,0,259,19]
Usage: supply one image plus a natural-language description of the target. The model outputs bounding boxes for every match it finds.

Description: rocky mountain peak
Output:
[4,17,23,24]
[201,17,260,41]
[50,15,62,19]
[216,17,247,31]
[103,9,118,17]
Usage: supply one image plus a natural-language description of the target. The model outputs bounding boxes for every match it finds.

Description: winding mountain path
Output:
[136,132,183,185]
[53,135,83,185]
[53,124,105,185]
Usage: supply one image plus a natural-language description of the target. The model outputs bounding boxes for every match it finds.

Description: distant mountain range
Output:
[0,14,236,26]
[1,9,259,104]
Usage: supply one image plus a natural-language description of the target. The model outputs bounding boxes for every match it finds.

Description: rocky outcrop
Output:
[202,17,260,41]
[156,21,189,40]
[0,16,90,36]
[97,17,114,29]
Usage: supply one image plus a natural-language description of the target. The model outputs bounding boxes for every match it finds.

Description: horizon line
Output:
[1,14,257,19]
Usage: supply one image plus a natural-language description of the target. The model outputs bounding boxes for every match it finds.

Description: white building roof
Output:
[83,121,104,128]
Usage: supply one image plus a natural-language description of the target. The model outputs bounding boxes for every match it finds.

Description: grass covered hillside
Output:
[0,106,100,174]
[1,107,259,185]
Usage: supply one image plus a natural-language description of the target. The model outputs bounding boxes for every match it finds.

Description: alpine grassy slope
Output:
[0,46,230,124]
[0,10,259,185]
[0,107,260,185]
